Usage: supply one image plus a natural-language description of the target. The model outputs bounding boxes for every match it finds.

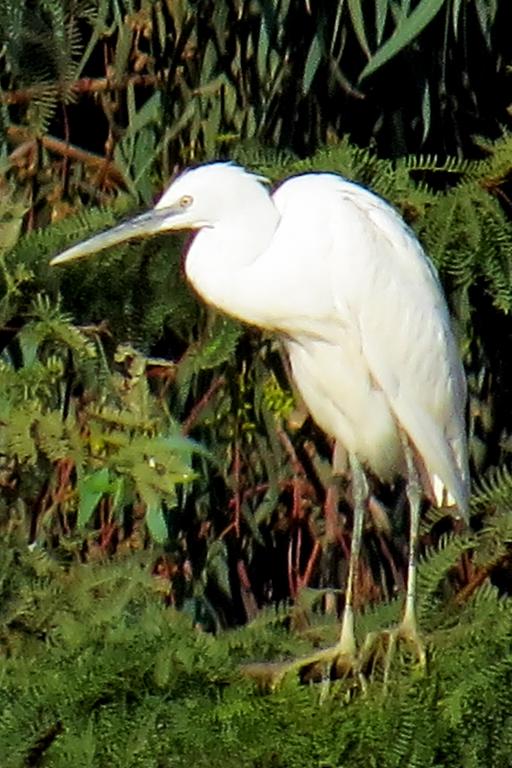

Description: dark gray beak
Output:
[50,208,173,266]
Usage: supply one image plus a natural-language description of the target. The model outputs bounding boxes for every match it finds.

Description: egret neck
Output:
[184,195,281,328]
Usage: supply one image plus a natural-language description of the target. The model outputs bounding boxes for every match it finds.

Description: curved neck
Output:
[185,202,281,327]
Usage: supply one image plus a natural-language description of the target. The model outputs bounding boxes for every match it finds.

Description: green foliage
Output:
[0,282,202,548]
[1,0,509,226]
[2,134,512,625]
[1,18,512,758]
[0,0,96,134]
[0,532,512,767]
[1,7,512,762]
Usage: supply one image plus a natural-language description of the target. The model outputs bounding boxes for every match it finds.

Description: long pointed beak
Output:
[50,208,173,266]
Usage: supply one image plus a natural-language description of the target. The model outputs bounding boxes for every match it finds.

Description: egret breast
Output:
[286,335,404,482]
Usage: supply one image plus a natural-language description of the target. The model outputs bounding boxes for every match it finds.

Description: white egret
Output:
[51,162,469,666]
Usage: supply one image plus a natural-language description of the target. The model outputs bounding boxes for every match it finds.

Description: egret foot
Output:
[300,642,367,703]
[240,643,364,702]
[301,606,365,693]
[360,620,427,686]
[241,605,363,694]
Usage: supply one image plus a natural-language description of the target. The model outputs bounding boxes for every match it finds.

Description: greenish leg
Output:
[401,431,421,635]
[381,432,426,681]
[397,431,426,664]
[338,452,368,657]
[360,432,427,683]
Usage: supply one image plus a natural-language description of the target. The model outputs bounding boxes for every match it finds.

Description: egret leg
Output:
[396,432,426,663]
[380,434,427,681]
[285,452,368,688]
[401,433,421,632]
[337,452,368,658]
[361,433,426,682]
[260,453,369,689]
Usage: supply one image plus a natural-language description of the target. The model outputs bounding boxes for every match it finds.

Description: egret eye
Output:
[179,194,193,208]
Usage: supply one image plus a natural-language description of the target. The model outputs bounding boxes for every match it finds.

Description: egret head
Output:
[50,163,271,266]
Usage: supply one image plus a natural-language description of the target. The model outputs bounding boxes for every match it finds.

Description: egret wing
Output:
[273,175,469,515]
[331,180,468,513]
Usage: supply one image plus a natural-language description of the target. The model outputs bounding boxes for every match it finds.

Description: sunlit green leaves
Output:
[303,32,322,95]
[0,286,203,544]
[145,503,168,543]
[348,0,372,60]
[1,0,507,203]
[77,467,111,527]
[359,0,446,81]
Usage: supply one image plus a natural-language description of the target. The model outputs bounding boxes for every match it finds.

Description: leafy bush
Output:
[1,3,512,763]
[1,536,512,767]
[1,136,512,627]
[1,0,510,224]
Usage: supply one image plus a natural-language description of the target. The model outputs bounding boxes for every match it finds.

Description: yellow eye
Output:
[179,194,193,208]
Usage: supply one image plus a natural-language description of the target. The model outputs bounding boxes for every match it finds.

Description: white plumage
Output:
[169,165,469,512]
[51,162,470,659]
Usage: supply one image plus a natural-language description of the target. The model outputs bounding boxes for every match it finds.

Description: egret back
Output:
[272,174,469,515]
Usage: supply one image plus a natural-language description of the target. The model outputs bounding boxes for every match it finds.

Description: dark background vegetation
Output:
[1,1,512,766]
